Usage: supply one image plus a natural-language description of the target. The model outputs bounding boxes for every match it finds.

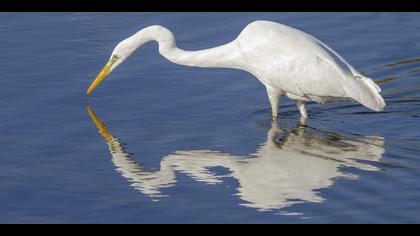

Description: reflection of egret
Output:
[87,105,386,211]
[86,20,385,119]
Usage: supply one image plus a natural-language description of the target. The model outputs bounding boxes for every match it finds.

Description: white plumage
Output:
[87,20,385,119]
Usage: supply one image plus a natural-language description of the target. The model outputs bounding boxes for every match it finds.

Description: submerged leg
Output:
[266,85,281,120]
[296,100,308,118]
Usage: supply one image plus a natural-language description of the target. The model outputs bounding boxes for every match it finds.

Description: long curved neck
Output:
[130,25,244,69]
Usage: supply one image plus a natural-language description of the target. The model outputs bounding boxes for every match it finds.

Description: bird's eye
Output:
[111,55,119,60]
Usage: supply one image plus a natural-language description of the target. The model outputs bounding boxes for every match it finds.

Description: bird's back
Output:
[237,21,356,76]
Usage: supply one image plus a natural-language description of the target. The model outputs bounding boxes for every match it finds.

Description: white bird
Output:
[87,20,385,119]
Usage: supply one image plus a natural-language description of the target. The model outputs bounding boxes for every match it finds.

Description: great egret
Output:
[87,20,385,119]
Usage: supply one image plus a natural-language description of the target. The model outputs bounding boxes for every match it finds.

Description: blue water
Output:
[1,12,420,223]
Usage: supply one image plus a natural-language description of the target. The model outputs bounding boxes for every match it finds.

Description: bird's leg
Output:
[266,85,281,120]
[296,100,308,119]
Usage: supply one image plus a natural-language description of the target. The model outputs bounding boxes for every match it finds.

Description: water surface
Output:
[0,12,419,223]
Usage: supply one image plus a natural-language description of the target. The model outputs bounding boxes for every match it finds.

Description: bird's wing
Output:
[287,33,367,99]
[313,37,361,77]
[289,48,384,110]
[290,55,350,101]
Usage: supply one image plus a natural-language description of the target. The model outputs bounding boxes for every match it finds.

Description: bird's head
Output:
[86,38,138,95]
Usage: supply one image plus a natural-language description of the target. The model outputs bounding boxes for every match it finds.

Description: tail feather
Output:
[349,76,385,112]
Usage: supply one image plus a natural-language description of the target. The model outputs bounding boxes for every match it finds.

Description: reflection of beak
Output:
[86,104,114,143]
[86,59,116,95]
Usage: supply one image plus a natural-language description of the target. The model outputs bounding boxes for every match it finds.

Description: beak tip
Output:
[86,85,95,95]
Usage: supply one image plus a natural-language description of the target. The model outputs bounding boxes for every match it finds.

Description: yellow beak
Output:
[86,59,116,95]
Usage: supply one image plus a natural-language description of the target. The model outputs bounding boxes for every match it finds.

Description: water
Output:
[0,13,419,223]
